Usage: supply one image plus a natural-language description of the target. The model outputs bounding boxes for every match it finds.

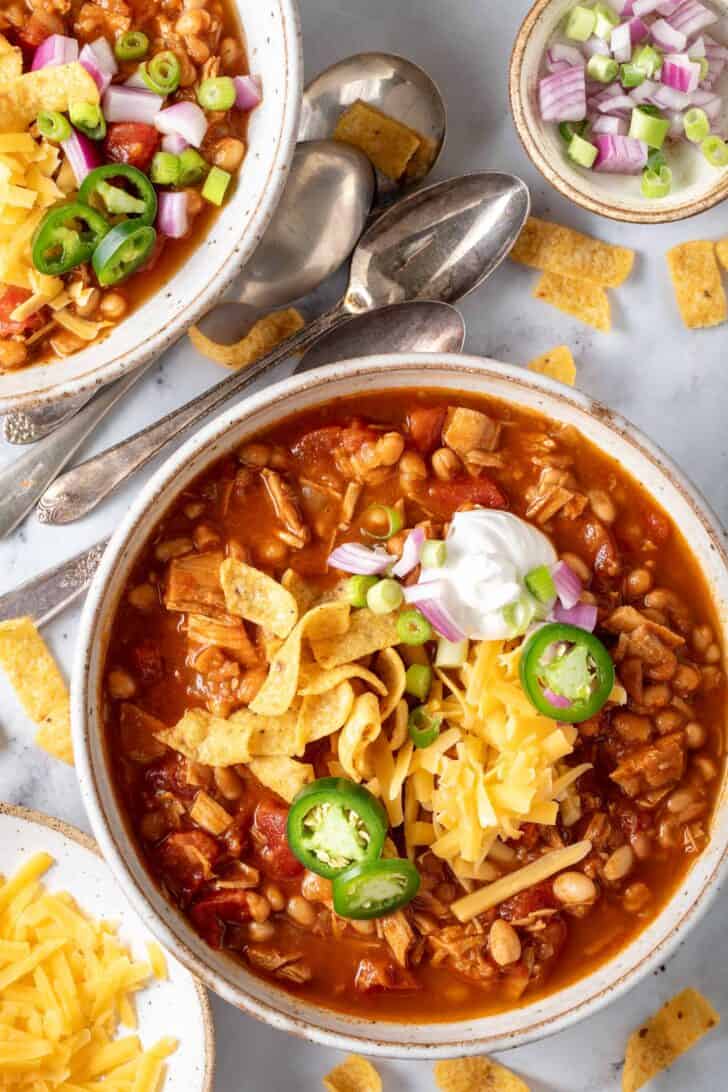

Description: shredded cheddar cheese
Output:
[0,135,64,294]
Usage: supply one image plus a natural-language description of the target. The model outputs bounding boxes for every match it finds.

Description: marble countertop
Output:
[1,1,727,1088]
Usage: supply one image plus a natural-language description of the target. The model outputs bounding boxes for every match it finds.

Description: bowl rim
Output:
[509,0,728,224]
[0,0,303,414]
[72,352,728,1057]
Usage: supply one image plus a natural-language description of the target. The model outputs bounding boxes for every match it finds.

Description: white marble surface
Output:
[1,1,727,1088]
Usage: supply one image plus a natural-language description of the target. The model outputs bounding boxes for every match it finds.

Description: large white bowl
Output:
[73,354,728,1058]
[0,0,302,413]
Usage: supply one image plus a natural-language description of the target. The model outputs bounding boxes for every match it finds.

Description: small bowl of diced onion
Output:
[510,0,728,222]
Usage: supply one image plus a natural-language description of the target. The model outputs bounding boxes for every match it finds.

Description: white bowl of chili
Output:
[73,353,728,1057]
[0,0,302,411]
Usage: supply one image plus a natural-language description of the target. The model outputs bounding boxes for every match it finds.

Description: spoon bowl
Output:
[296,300,465,372]
[299,52,447,200]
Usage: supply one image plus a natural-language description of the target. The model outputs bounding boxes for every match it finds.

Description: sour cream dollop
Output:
[419,510,557,640]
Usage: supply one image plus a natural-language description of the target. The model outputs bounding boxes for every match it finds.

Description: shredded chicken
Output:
[354,957,418,992]
[526,467,587,524]
[610,733,686,798]
[246,946,311,983]
[377,911,415,968]
[442,406,502,457]
[261,469,310,547]
[165,551,227,617]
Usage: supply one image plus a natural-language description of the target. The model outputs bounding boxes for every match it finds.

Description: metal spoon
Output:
[299,51,447,201]
[0,141,374,538]
[4,395,93,444]
[0,299,465,626]
[37,171,528,527]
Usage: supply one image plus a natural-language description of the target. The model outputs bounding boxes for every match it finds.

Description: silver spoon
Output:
[37,171,529,528]
[0,299,465,626]
[4,395,92,444]
[0,141,374,539]
[299,51,447,200]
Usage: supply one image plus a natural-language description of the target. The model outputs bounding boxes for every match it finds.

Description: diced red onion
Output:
[583,36,612,57]
[629,17,650,44]
[411,598,466,643]
[668,1,718,39]
[539,66,586,122]
[233,74,262,111]
[327,543,392,576]
[611,23,633,63]
[650,82,693,109]
[551,561,582,610]
[597,93,637,115]
[629,77,659,103]
[633,0,663,14]
[391,527,426,579]
[79,37,117,94]
[703,35,728,62]
[124,69,149,89]
[690,88,722,119]
[548,60,574,74]
[543,687,573,710]
[403,579,448,606]
[161,132,189,154]
[666,109,685,138]
[594,133,648,172]
[552,601,598,632]
[103,85,163,124]
[613,0,636,13]
[157,191,189,239]
[61,129,100,185]
[32,34,78,70]
[592,114,629,134]
[689,34,706,57]
[154,101,207,147]
[661,52,702,92]
[656,0,683,12]
[651,17,688,50]
[549,43,585,67]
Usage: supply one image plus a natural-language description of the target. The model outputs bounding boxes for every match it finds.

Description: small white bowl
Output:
[72,353,728,1057]
[0,0,302,413]
[510,0,728,223]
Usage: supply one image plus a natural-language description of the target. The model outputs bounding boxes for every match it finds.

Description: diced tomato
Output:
[16,14,55,50]
[407,406,447,454]
[0,287,46,337]
[156,830,221,895]
[132,640,163,684]
[292,422,377,463]
[499,880,559,922]
[190,890,252,948]
[104,123,160,172]
[354,958,419,993]
[421,476,507,518]
[252,798,303,880]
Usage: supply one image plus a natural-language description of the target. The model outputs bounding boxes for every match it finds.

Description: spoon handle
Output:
[4,390,95,444]
[37,306,345,526]
[0,362,154,539]
[0,538,109,626]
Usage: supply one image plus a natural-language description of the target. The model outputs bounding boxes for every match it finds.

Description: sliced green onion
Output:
[592,1,618,38]
[587,54,618,84]
[420,540,447,568]
[141,51,180,94]
[197,76,236,112]
[115,30,149,61]
[629,107,669,150]
[366,578,404,615]
[434,637,469,669]
[568,132,598,168]
[69,101,106,140]
[632,44,662,79]
[177,148,208,186]
[684,107,710,144]
[346,575,379,608]
[362,504,403,540]
[408,706,441,749]
[525,564,557,604]
[701,135,728,167]
[647,147,667,171]
[620,63,645,89]
[150,151,180,186]
[693,56,710,81]
[641,165,672,199]
[565,5,595,42]
[502,595,538,636]
[558,120,587,144]
[396,609,433,646]
[201,165,232,206]
[36,110,71,143]
[405,664,432,701]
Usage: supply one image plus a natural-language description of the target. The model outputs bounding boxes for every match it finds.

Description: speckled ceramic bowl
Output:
[0,0,302,413]
[73,354,728,1057]
[510,0,728,223]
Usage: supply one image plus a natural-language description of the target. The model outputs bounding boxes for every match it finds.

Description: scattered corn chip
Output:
[527,345,576,386]
[248,755,314,802]
[188,307,305,367]
[717,238,728,272]
[533,272,611,332]
[511,217,634,287]
[0,63,99,133]
[0,34,22,82]
[623,988,720,1092]
[310,607,400,669]
[666,241,727,329]
[220,557,299,638]
[323,1053,382,1092]
[334,100,421,180]
[0,617,72,764]
[434,1056,530,1091]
